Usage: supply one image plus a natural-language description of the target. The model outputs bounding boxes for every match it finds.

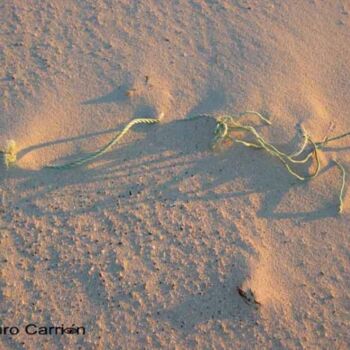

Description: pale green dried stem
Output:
[45,118,160,170]
[1,110,348,212]
[213,113,347,211]
[0,140,17,168]
[238,110,272,125]
[334,160,346,213]
[214,116,319,180]
[316,131,350,148]
[242,123,319,180]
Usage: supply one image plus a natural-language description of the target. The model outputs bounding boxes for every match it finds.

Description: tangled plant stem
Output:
[212,112,347,213]
[1,111,348,213]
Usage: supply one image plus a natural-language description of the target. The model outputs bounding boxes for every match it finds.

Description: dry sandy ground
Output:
[1,0,350,349]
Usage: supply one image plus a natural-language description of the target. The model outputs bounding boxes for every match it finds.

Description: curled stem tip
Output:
[2,140,17,168]
[334,160,346,214]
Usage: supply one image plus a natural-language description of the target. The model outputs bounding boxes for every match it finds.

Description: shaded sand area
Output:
[1,1,350,349]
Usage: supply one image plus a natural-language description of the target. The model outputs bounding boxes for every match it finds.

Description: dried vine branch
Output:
[1,110,348,213]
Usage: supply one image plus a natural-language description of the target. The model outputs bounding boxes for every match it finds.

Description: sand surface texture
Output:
[1,1,350,349]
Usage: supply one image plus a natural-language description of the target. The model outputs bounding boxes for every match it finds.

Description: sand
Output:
[1,0,350,349]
